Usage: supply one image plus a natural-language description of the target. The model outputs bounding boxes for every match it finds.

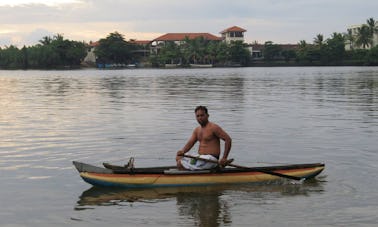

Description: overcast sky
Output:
[0,0,377,47]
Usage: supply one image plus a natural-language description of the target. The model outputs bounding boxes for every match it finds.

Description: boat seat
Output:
[164,168,212,175]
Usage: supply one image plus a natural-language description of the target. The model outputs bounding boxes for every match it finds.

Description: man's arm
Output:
[214,125,232,165]
[177,128,198,156]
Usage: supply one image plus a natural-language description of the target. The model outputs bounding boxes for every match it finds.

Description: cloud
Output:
[1,0,378,47]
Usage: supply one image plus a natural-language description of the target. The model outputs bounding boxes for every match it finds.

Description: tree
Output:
[157,41,181,65]
[366,18,378,37]
[21,46,28,69]
[366,46,378,65]
[39,36,52,45]
[214,42,229,65]
[313,34,327,63]
[296,40,308,62]
[281,49,297,62]
[356,24,373,49]
[95,32,134,64]
[345,29,355,50]
[263,41,282,62]
[324,32,346,64]
[182,36,210,64]
[314,34,324,46]
[228,40,250,66]
[0,45,23,69]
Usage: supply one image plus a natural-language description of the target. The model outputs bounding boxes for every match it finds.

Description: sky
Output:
[0,0,377,47]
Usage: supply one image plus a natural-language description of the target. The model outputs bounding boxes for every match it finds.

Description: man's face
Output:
[195,109,208,126]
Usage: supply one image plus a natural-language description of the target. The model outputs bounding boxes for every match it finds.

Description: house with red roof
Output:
[83,41,100,65]
[83,26,249,66]
[153,33,222,44]
[220,26,247,43]
[150,32,223,55]
[151,26,247,46]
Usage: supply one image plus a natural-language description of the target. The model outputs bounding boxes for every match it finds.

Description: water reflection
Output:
[76,180,325,226]
[97,75,246,106]
[42,77,83,97]
[176,190,231,227]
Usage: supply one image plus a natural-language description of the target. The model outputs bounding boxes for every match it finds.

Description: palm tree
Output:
[296,40,308,62]
[366,17,378,47]
[356,24,373,49]
[344,29,355,50]
[39,36,52,45]
[366,18,378,36]
[313,34,324,46]
[298,40,307,48]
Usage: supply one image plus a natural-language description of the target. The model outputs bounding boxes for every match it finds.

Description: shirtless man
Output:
[176,106,232,170]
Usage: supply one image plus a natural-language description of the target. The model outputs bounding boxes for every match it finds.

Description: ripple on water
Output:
[0,67,377,226]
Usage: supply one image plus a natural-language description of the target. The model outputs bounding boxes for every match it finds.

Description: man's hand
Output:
[219,157,234,167]
[176,150,184,162]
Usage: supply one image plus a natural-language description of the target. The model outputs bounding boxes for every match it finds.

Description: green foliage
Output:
[0,34,87,69]
[295,33,346,65]
[263,41,282,61]
[94,32,135,64]
[323,33,345,63]
[1,17,377,69]
[157,41,182,65]
[356,25,373,49]
[0,45,22,69]
[366,46,378,65]
[151,37,250,67]
[229,41,251,65]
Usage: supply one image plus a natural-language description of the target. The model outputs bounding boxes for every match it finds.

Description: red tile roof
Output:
[154,33,222,41]
[129,40,152,45]
[220,26,247,34]
[89,41,99,47]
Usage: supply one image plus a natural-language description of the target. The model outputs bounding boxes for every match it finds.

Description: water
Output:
[0,67,377,226]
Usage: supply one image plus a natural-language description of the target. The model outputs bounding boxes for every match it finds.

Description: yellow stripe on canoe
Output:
[80,166,324,186]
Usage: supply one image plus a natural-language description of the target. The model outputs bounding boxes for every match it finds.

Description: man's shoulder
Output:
[209,121,220,126]
[209,122,221,130]
[193,126,201,132]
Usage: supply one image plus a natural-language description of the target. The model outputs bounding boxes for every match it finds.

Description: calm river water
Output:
[1,67,377,226]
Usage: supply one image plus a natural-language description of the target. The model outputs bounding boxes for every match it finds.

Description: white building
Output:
[220,26,246,43]
[346,23,378,50]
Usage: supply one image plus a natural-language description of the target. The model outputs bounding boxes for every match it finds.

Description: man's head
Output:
[195,106,209,126]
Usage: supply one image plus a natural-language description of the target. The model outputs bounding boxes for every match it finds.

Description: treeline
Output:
[295,34,378,66]
[149,36,251,67]
[1,17,377,69]
[93,32,251,67]
[260,34,377,66]
[0,34,87,69]
[259,17,378,66]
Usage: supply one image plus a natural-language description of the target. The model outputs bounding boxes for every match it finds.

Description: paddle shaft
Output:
[182,154,304,181]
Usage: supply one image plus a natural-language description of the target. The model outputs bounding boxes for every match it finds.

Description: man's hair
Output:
[195,105,208,115]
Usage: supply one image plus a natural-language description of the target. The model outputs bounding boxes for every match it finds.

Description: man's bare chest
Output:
[197,128,215,142]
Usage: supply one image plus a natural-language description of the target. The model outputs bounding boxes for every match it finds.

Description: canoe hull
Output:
[73,161,325,188]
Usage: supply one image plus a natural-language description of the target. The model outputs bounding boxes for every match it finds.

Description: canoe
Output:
[189,63,213,68]
[73,161,325,188]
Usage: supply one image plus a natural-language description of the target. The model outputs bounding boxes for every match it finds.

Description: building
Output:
[150,32,223,55]
[345,22,378,50]
[83,41,99,66]
[152,33,222,45]
[129,39,151,58]
[220,26,247,43]
[83,26,249,66]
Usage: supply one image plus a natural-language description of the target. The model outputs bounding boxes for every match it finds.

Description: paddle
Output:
[182,154,305,181]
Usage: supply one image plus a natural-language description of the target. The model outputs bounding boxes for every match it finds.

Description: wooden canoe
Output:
[73,161,325,188]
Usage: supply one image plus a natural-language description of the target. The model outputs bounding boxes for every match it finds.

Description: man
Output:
[176,106,232,170]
